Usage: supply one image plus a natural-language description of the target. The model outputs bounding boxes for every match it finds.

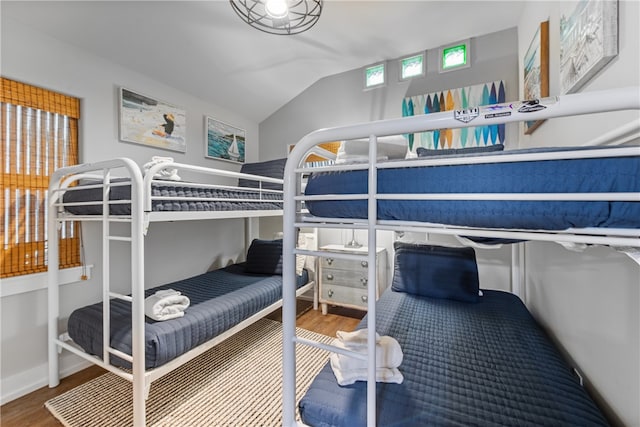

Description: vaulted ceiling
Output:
[3,1,525,122]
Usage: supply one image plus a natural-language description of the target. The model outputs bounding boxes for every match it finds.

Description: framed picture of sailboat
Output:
[205,116,245,164]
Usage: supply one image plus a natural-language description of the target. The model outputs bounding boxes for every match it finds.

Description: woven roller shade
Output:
[289,141,341,163]
[1,77,80,278]
[305,141,341,163]
[0,78,80,119]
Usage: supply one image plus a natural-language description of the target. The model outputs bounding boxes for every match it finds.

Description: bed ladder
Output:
[48,158,148,427]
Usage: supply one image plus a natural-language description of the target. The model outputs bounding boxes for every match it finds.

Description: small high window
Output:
[439,39,471,73]
[364,63,385,89]
[400,54,424,80]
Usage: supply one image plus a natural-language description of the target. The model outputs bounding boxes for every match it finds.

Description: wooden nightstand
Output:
[318,244,387,314]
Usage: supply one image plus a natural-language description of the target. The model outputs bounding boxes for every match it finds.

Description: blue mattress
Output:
[62,179,283,215]
[304,147,640,230]
[299,289,609,426]
[67,264,307,369]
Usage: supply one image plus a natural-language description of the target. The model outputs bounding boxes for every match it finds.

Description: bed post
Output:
[128,161,147,427]
[365,135,379,426]
[245,217,253,257]
[282,152,298,427]
[511,244,521,299]
[511,243,527,303]
[48,169,64,388]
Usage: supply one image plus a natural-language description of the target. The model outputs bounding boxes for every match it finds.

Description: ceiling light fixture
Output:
[230,0,323,35]
[265,0,288,19]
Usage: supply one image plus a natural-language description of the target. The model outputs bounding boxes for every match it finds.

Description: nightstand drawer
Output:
[320,268,369,289]
[321,285,369,309]
[320,257,370,271]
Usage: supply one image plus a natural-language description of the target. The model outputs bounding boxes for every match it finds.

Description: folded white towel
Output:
[330,330,404,386]
[144,289,190,321]
[330,336,403,371]
[336,329,380,350]
[330,354,404,386]
[154,289,181,297]
[143,156,181,181]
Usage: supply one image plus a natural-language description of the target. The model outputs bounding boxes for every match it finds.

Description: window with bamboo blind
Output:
[1,77,80,278]
[288,141,341,167]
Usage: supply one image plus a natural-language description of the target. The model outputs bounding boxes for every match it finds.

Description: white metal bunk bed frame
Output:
[47,160,314,427]
[282,86,640,427]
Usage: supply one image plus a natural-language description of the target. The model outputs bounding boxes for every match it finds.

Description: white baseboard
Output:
[1,357,92,405]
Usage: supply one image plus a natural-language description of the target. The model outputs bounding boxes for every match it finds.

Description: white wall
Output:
[516,2,640,426]
[0,19,260,403]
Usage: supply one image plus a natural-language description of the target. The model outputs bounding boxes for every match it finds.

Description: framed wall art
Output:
[523,20,549,134]
[119,87,186,152]
[205,117,245,163]
[560,0,618,94]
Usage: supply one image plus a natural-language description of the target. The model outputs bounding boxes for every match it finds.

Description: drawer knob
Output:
[326,274,334,281]
[327,258,334,265]
[361,295,368,303]
[360,261,368,268]
[360,278,368,286]
[328,289,334,298]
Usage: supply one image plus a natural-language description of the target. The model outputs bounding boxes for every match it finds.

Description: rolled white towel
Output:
[330,354,404,386]
[143,156,181,181]
[330,336,403,371]
[336,329,380,350]
[144,289,190,321]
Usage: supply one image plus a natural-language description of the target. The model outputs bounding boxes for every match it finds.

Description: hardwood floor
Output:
[1,365,108,427]
[0,304,364,427]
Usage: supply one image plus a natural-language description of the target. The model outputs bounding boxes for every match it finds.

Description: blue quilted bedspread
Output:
[304,147,640,230]
[62,179,283,215]
[67,264,306,369]
[299,289,609,426]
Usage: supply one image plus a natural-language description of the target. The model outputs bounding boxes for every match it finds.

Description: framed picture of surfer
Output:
[119,87,187,152]
[205,117,246,164]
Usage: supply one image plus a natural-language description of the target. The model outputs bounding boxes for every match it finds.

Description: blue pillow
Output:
[391,242,479,303]
[416,143,504,157]
[238,158,286,190]
[245,238,283,275]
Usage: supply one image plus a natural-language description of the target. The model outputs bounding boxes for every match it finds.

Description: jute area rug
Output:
[45,319,332,426]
